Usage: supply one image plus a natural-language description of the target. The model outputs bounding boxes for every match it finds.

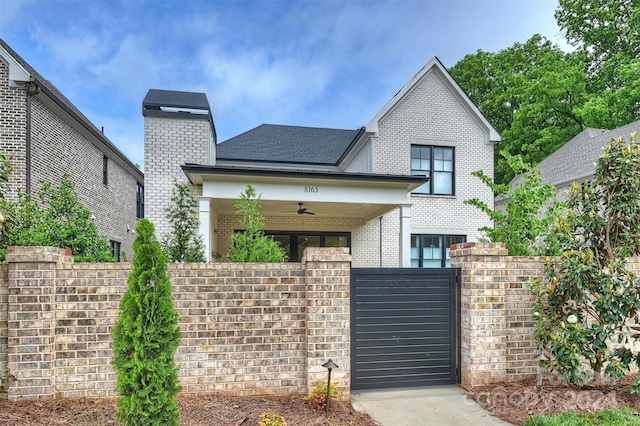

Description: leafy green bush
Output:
[530,132,640,391]
[465,151,564,256]
[228,184,286,262]
[0,174,114,262]
[260,412,288,426]
[112,219,181,425]
[161,180,205,262]
[304,381,339,411]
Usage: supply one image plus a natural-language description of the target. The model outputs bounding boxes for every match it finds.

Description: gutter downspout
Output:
[25,81,40,197]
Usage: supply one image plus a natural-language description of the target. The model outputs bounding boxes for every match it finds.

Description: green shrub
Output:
[1,174,114,262]
[228,184,286,262]
[112,219,181,425]
[260,412,287,426]
[530,132,640,391]
[161,180,206,262]
[465,151,563,256]
[304,381,339,411]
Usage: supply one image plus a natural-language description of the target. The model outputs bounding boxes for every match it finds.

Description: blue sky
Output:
[1,0,568,168]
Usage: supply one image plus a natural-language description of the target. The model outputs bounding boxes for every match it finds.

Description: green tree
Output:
[228,184,286,262]
[1,175,114,262]
[465,152,563,256]
[112,219,181,425]
[161,180,205,262]
[450,35,588,184]
[530,132,640,391]
[555,0,640,72]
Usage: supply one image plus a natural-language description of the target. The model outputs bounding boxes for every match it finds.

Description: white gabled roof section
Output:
[0,44,31,87]
[365,57,501,143]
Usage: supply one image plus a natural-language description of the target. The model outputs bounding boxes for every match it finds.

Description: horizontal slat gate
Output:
[351,268,460,391]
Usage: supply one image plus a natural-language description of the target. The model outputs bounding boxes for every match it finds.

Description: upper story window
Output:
[411,145,454,195]
[136,183,144,218]
[103,155,109,185]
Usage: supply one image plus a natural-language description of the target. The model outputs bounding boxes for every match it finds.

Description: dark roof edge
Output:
[182,163,428,183]
[335,126,367,165]
[33,77,144,181]
[215,157,341,167]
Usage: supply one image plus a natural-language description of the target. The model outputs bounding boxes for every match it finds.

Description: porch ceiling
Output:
[185,164,427,222]
[211,198,398,220]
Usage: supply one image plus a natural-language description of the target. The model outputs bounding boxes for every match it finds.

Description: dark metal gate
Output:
[350,268,460,391]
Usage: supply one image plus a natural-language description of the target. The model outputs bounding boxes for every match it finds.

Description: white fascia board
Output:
[365,57,501,143]
[0,45,31,87]
[202,179,410,205]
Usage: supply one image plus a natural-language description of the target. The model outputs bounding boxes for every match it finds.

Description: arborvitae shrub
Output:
[112,219,181,425]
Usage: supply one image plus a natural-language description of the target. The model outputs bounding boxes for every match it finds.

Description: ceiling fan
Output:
[297,202,315,215]
[280,202,316,215]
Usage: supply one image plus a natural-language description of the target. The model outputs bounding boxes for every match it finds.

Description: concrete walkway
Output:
[351,385,514,426]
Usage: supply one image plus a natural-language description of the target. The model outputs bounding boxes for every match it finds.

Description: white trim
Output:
[365,57,501,143]
[0,44,31,87]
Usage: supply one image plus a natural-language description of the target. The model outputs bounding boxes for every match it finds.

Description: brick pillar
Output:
[6,246,72,400]
[450,242,508,389]
[303,247,351,393]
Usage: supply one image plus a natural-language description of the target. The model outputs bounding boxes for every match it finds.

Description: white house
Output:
[143,57,500,267]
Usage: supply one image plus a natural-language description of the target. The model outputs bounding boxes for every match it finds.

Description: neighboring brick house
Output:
[496,119,640,209]
[0,39,143,259]
[144,57,500,267]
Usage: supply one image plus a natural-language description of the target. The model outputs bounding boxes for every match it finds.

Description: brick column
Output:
[450,242,508,389]
[303,247,351,392]
[6,246,72,400]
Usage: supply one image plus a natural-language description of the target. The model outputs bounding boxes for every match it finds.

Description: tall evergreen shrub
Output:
[228,184,286,262]
[112,219,181,425]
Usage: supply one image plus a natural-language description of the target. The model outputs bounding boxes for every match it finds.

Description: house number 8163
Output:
[304,186,319,193]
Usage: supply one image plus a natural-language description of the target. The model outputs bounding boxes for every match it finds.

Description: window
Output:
[265,231,351,262]
[102,155,109,185]
[136,183,144,218]
[411,145,454,195]
[110,240,121,262]
[411,234,465,268]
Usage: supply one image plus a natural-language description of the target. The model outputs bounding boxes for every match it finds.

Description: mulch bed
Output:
[0,393,378,426]
[466,374,640,425]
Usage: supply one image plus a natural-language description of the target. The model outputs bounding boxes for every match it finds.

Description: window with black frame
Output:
[411,234,465,267]
[136,182,144,218]
[411,145,454,195]
[265,231,350,262]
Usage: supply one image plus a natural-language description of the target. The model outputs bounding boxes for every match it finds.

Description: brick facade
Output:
[1,246,350,400]
[0,62,27,203]
[144,115,211,239]
[0,45,143,258]
[450,242,620,389]
[374,70,495,252]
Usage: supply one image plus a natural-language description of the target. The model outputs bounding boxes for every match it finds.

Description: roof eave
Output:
[365,57,501,144]
[182,163,427,191]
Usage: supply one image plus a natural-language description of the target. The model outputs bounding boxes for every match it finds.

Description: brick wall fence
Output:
[450,242,640,390]
[0,246,351,400]
[8,242,632,400]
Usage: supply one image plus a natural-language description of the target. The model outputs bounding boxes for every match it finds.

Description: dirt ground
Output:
[6,376,640,425]
[467,374,640,425]
[0,392,377,426]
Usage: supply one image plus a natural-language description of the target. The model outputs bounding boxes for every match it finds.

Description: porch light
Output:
[322,359,339,417]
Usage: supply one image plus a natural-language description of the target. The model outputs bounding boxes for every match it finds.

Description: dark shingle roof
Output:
[512,120,640,187]
[216,124,361,165]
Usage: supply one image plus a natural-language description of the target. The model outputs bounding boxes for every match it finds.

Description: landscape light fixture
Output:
[322,359,339,417]
[534,353,549,397]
